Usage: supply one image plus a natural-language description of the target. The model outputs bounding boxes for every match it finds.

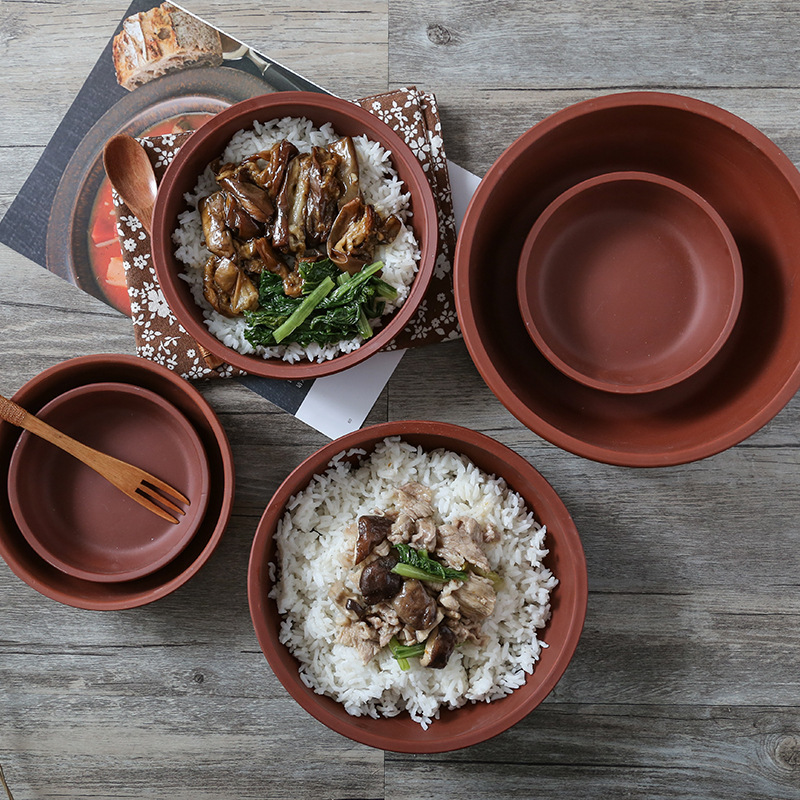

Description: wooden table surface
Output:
[2,1,800,798]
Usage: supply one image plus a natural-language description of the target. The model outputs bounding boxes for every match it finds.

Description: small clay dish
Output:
[248,420,587,753]
[0,355,234,609]
[517,171,743,394]
[7,382,210,582]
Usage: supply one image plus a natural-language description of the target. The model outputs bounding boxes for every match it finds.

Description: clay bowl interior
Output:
[151,91,439,379]
[517,171,743,394]
[248,420,587,753]
[455,91,800,466]
[0,355,234,609]
[8,382,211,583]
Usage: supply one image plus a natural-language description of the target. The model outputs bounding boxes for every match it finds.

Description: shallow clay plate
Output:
[248,420,587,753]
[0,355,234,609]
[517,171,742,393]
[455,91,800,466]
[8,382,210,583]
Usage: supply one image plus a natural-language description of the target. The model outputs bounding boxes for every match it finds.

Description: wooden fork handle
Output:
[0,393,186,524]
[0,394,26,427]
[0,393,106,468]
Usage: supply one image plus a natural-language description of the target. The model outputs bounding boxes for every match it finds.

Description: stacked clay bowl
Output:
[515,170,743,395]
[0,355,234,609]
[455,91,800,466]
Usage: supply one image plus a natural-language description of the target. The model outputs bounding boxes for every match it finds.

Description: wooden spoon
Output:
[102,134,225,370]
[103,134,158,237]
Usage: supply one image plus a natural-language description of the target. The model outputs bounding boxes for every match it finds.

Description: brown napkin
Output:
[113,86,460,380]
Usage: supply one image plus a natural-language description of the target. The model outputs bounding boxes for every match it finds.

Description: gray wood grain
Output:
[389,0,800,90]
[2,0,800,798]
[386,704,800,800]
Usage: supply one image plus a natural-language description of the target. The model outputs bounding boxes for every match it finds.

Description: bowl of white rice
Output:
[248,421,587,752]
[151,92,438,378]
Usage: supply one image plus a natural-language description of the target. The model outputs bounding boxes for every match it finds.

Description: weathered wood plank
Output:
[193,0,389,98]
[3,583,798,705]
[4,0,800,799]
[389,0,800,91]
[2,694,382,800]
[386,704,800,800]
[426,87,800,177]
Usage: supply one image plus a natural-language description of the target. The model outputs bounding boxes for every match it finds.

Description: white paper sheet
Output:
[295,349,407,438]
[296,160,482,438]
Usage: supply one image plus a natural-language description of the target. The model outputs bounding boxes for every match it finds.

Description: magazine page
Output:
[0,1,477,439]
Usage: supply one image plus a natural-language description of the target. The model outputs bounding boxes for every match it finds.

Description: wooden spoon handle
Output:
[198,344,225,369]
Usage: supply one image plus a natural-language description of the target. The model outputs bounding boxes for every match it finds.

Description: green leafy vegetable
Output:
[389,636,426,669]
[243,259,391,348]
[318,261,384,309]
[391,543,469,583]
[273,277,335,343]
[298,258,340,293]
[356,308,373,340]
[372,277,398,301]
[470,564,503,588]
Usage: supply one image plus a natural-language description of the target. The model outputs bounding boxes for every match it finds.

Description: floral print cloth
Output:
[113,86,460,380]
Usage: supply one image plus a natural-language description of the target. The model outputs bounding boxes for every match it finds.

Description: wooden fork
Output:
[0,393,189,524]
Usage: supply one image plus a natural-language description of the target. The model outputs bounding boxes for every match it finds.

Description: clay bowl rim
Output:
[454,90,800,467]
[7,380,212,583]
[516,170,744,394]
[0,354,235,610]
[247,419,588,753]
[151,91,439,379]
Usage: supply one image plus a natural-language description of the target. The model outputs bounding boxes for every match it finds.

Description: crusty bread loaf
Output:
[112,2,223,91]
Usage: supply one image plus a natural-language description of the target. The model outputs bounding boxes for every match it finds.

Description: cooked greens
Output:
[388,636,425,670]
[244,259,395,348]
[391,543,470,583]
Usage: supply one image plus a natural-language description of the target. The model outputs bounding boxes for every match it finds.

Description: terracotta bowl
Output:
[455,91,800,466]
[151,91,438,379]
[517,171,743,394]
[247,420,587,753]
[8,382,210,583]
[0,355,234,609]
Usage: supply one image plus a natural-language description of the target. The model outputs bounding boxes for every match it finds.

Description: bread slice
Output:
[113,2,223,91]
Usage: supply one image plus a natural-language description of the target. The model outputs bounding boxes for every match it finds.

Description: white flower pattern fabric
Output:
[113,87,460,381]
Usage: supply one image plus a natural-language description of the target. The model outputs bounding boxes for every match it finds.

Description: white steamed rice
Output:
[172,116,420,363]
[270,437,558,728]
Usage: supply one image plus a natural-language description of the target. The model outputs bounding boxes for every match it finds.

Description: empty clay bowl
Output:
[0,355,234,609]
[8,382,210,582]
[454,91,800,466]
[516,171,743,393]
[151,91,438,379]
[248,420,587,753]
